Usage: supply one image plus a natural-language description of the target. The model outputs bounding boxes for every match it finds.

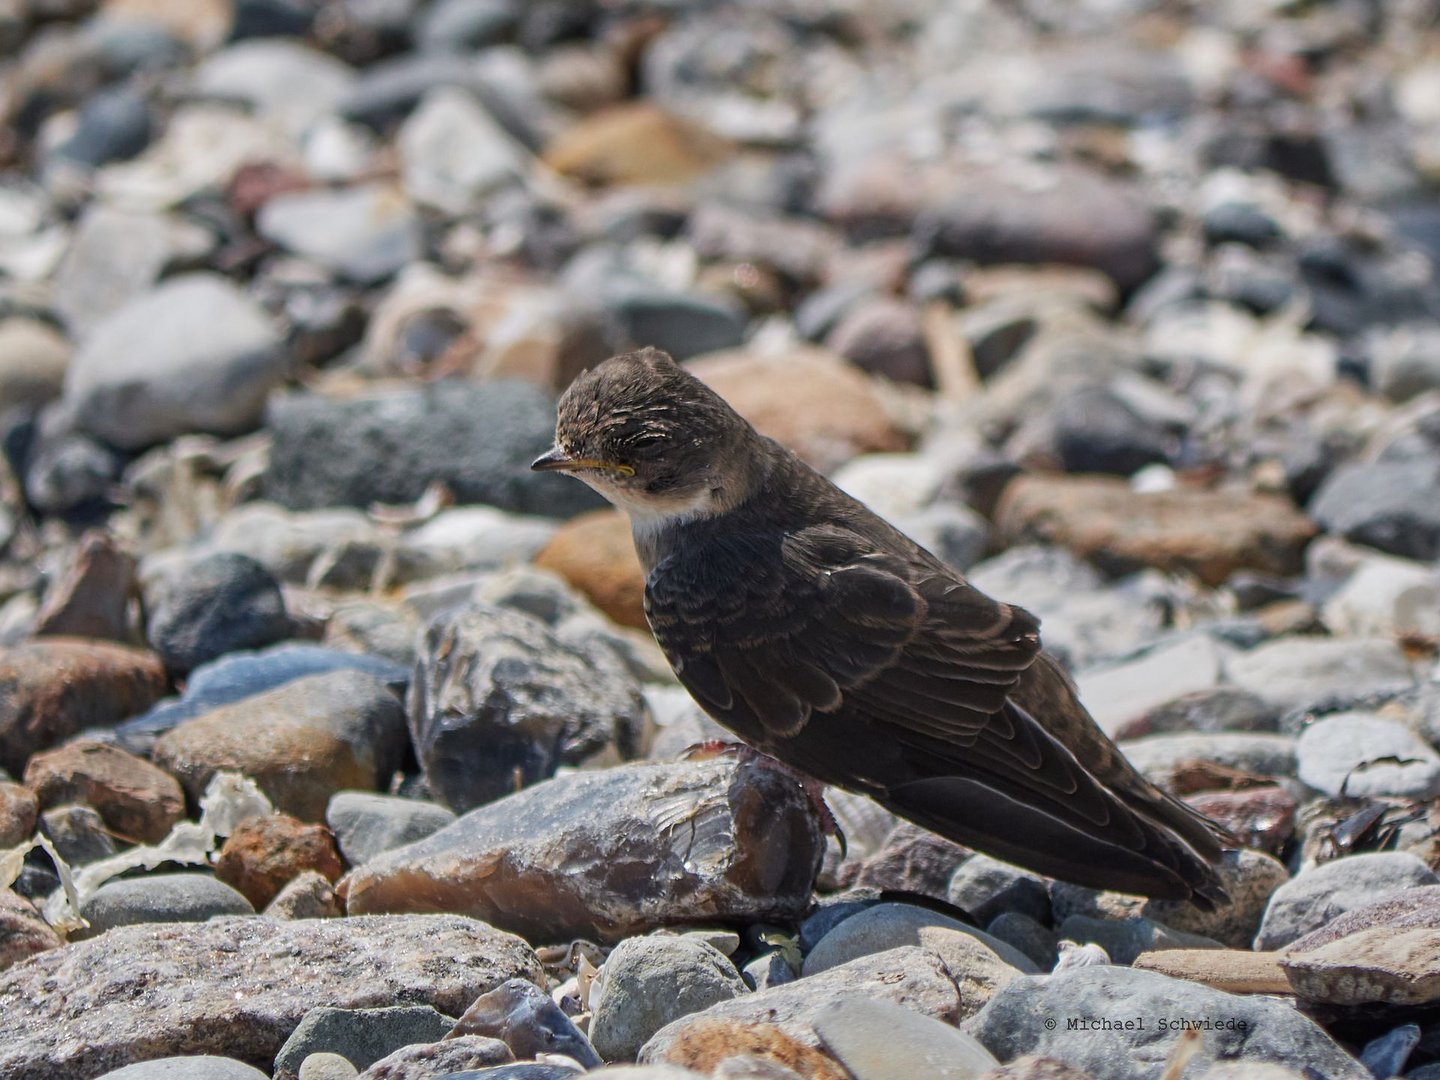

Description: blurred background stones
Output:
[1,0,1440,1077]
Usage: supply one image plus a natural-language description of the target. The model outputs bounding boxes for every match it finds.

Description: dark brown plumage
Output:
[533,347,1232,908]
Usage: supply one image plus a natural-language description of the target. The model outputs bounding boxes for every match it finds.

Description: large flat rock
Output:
[0,915,541,1080]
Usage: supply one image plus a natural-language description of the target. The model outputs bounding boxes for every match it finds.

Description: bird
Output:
[532,346,1232,908]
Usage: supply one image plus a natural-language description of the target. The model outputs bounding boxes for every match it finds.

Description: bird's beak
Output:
[530,446,575,472]
[530,447,635,476]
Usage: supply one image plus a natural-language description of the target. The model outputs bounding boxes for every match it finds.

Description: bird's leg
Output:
[682,740,848,858]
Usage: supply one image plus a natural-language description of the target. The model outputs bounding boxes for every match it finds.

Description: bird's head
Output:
[532,347,759,524]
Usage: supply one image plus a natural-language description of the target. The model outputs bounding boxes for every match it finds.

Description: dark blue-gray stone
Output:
[262,380,602,518]
[110,644,408,756]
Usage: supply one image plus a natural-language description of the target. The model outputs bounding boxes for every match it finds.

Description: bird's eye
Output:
[629,434,665,451]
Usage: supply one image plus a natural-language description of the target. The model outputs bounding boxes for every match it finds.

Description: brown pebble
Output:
[24,739,185,845]
[655,1020,848,1080]
[215,813,343,909]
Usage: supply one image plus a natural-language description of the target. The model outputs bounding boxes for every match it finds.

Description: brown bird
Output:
[533,347,1231,907]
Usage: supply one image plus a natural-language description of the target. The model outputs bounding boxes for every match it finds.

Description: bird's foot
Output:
[681,740,847,858]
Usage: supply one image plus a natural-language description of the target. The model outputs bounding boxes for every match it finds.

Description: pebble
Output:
[590,936,748,1061]
[256,184,423,285]
[639,947,960,1066]
[0,889,62,971]
[1295,711,1440,799]
[1282,927,1440,1006]
[0,915,541,1080]
[356,1035,514,1079]
[273,1005,456,1079]
[995,474,1315,587]
[345,758,824,941]
[0,781,38,846]
[192,40,355,141]
[1254,853,1440,950]
[33,530,137,641]
[40,802,119,864]
[964,966,1368,1079]
[533,509,648,630]
[1308,459,1440,562]
[299,1055,360,1080]
[543,102,732,187]
[686,349,911,474]
[142,551,292,675]
[51,206,213,338]
[152,669,410,820]
[0,639,167,776]
[93,1058,270,1080]
[23,738,183,844]
[262,381,602,518]
[326,791,456,867]
[1074,634,1231,737]
[115,644,409,756]
[1287,885,1440,952]
[448,977,600,1067]
[948,855,1052,927]
[802,901,1038,978]
[408,603,647,811]
[75,873,256,939]
[838,822,971,899]
[266,869,343,919]
[915,167,1160,291]
[214,812,343,908]
[811,997,998,1080]
[63,273,286,451]
[398,88,528,214]
[0,318,70,411]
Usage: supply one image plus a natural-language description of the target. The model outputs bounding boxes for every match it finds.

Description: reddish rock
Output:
[915,166,1160,291]
[0,639,167,775]
[543,103,732,187]
[0,889,61,972]
[533,509,647,630]
[215,813,344,909]
[0,783,37,847]
[839,821,971,900]
[1185,786,1296,856]
[652,1020,848,1080]
[995,475,1316,586]
[33,531,137,642]
[24,739,185,845]
[687,347,912,473]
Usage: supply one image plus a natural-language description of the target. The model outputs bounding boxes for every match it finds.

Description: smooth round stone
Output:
[112,644,409,756]
[1255,853,1440,951]
[589,935,748,1061]
[64,273,285,451]
[256,184,422,284]
[143,552,292,675]
[273,1005,454,1077]
[297,1053,359,1080]
[94,1057,268,1080]
[325,791,456,866]
[804,902,1039,976]
[76,873,255,940]
[813,997,998,1080]
[1296,712,1440,799]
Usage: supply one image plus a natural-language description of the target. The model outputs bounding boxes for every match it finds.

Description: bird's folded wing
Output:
[646,522,1159,839]
[645,523,1030,736]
